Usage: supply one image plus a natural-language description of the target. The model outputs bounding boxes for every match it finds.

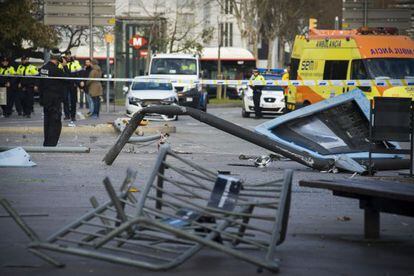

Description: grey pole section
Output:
[106,41,110,112]
[0,146,90,153]
[128,134,161,143]
[89,0,94,59]
[363,0,368,27]
[217,23,222,100]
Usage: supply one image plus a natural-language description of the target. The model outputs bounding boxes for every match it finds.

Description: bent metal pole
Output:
[102,105,334,171]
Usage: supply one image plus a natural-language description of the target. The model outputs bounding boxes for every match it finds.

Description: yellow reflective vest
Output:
[67,60,82,73]
[0,66,16,76]
[250,74,265,81]
[16,63,38,76]
[249,74,265,93]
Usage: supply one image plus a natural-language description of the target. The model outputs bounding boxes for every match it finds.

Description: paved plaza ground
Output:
[0,104,413,275]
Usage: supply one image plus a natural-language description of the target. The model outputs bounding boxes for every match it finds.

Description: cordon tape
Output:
[1,74,414,87]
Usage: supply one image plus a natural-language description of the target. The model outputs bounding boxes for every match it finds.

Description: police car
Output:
[241,69,286,117]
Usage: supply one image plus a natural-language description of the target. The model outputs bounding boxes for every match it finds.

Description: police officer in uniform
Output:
[63,50,82,126]
[16,56,39,118]
[0,57,16,117]
[39,49,69,146]
[249,69,265,119]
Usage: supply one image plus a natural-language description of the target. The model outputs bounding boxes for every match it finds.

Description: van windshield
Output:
[150,58,197,75]
[352,58,414,79]
[132,81,172,90]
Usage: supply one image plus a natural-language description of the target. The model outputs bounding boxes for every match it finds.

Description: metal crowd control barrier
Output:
[1,145,293,272]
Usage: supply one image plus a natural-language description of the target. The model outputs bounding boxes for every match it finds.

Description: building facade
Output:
[342,0,413,37]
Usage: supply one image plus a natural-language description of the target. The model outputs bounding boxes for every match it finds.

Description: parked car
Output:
[125,76,178,121]
[241,73,285,117]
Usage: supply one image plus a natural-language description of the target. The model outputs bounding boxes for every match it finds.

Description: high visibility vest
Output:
[67,60,82,73]
[250,74,265,93]
[16,64,38,76]
[0,66,15,76]
[282,72,289,81]
[251,74,265,81]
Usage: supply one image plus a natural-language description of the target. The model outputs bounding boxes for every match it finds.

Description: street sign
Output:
[104,34,114,43]
[129,35,148,50]
[139,50,149,58]
[44,0,115,26]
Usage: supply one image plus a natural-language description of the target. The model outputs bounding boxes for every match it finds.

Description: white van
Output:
[149,53,208,111]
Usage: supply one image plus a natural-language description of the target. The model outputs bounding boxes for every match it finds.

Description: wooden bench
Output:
[299,178,414,239]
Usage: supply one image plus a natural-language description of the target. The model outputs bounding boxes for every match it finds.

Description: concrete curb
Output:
[208,103,242,108]
[0,124,176,135]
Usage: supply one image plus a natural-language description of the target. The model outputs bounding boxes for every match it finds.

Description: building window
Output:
[177,0,195,9]
[224,0,233,14]
[220,22,233,47]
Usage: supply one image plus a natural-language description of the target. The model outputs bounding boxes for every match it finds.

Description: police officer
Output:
[282,64,290,112]
[249,69,265,119]
[0,57,16,117]
[16,56,39,118]
[39,49,69,146]
[63,50,82,126]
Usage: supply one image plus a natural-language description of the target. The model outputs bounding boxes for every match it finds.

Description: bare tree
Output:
[137,0,214,54]
[224,0,262,60]
[55,25,88,53]
[258,0,325,67]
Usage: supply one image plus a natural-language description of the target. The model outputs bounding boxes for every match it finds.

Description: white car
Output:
[242,84,285,117]
[125,77,178,121]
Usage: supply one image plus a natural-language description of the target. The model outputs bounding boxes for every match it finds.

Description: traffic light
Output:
[309,18,318,30]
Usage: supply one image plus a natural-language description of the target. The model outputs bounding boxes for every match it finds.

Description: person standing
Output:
[80,58,94,116]
[63,50,82,126]
[16,56,38,118]
[0,57,16,117]
[61,56,71,122]
[249,69,265,119]
[39,49,69,146]
[86,59,103,119]
[282,64,291,112]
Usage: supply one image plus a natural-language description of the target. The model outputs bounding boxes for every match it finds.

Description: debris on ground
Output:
[157,133,169,150]
[113,117,148,132]
[0,147,36,167]
[172,150,193,155]
[239,153,285,167]
[128,187,139,193]
[337,216,351,221]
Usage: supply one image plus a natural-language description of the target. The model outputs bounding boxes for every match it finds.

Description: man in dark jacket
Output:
[39,49,69,146]
[80,58,93,115]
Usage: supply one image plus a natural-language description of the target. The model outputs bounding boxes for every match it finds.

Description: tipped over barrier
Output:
[103,105,336,171]
[103,105,411,173]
